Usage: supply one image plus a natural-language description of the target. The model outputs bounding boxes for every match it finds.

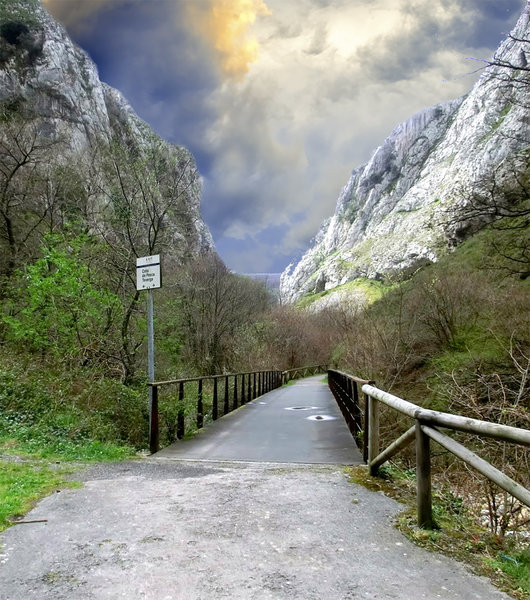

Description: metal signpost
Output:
[136,254,161,453]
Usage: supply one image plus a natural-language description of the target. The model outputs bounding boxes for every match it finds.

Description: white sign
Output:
[136,254,161,290]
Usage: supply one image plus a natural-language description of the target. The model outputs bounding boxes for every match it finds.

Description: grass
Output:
[0,459,81,531]
[486,549,530,597]
[297,277,389,309]
[0,438,135,532]
[347,464,530,599]
[0,417,136,532]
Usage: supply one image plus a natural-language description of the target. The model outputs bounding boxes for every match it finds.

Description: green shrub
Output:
[0,362,147,453]
[3,237,122,369]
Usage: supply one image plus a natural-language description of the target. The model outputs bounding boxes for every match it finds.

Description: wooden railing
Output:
[149,370,282,454]
[327,369,530,528]
[282,364,328,383]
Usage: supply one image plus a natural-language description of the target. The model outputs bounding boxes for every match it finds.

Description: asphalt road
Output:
[0,461,510,600]
[155,375,363,464]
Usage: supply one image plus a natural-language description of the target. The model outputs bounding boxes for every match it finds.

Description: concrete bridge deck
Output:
[155,375,363,464]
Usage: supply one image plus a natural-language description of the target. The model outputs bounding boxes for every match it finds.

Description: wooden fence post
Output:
[416,420,433,528]
[363,393,369,463]
[149,384,159,454]
[368,395,380,475]
[177,381,185,440]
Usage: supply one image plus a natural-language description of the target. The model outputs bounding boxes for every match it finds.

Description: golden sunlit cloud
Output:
[186,0,271,79]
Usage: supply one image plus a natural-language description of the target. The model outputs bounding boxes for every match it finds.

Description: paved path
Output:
[0,378,511,600]
[156,376,363,464]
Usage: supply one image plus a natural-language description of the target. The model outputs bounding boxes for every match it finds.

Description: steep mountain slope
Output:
[280,6,530,304]
[0,0,214,262]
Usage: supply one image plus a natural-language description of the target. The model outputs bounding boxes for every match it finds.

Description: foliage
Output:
[2,236,122,369]
[486,549,530,597]
[0,0,40,28]
[171,254,272,375]
[1,21,29,45]
[296,277,386,310]
[330,221,529,596]
[446,153,530,279]
[0,359,146,452]
[0,3,44,68]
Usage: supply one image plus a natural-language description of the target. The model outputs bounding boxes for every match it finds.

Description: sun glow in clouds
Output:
[187,0,271,79]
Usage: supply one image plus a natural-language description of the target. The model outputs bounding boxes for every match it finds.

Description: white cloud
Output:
[199,0,486,267]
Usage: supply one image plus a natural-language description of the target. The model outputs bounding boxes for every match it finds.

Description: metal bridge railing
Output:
[149,370,282,454]
[148,364,329,454]
[327,369,530,529]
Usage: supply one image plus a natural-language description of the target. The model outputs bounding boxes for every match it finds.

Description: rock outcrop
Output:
[281,6,530,304]
[0,0,214,261]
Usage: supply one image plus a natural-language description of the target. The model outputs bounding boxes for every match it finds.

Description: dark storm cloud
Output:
[355,21,439,83]
[71,2,218,132]
[47,0,221,185]
[305,24,328,55]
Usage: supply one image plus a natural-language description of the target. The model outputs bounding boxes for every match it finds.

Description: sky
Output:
[41,0,526,274]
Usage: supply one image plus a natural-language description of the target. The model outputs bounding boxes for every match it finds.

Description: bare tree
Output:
[85,136,204,382]
[445,156,530,279]
[0,114,64,281]
[175,255,271,375]
[470,32,530,83]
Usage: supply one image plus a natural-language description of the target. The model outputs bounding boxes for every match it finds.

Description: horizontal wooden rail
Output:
[327,370,530,529]
[422,425,530,508]
[362,384,530,447]
[360,383,530,528]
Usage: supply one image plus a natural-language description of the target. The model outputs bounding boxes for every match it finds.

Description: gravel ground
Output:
[0,458,510,600]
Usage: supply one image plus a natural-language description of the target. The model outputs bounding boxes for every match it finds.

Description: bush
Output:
[0,362,147,452]
[2,237,123,372]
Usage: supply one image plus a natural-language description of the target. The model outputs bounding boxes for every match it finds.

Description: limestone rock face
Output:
[281,6,530,303]
[0,0,214,259]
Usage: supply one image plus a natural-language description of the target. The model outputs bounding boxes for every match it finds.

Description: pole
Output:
[147,289,155,383]
[147,289,158,453]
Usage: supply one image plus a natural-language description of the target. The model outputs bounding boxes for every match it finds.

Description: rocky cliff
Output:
[0,0,214,261]
[280,6,530,304]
